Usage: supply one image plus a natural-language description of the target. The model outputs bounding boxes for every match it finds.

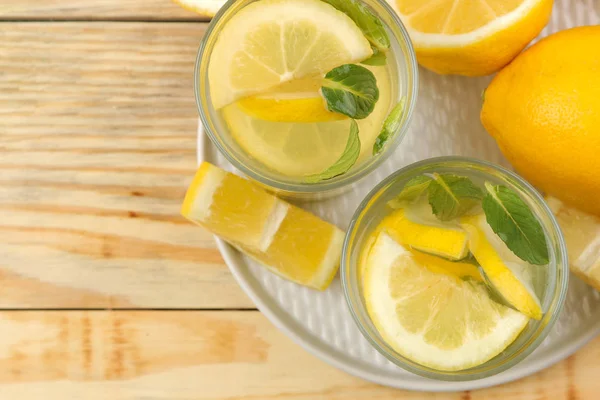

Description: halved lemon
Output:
[387,0,553,75]
[208,0,372,109]
[172,0,225,16]
[381,206,469,260]
[461,214,542,320]
[363,232,528,371]
[547,197,600,290]
[236,78,347,123]
[181,162,343,290]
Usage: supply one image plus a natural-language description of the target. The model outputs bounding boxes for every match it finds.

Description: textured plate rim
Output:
[197,118,600,391]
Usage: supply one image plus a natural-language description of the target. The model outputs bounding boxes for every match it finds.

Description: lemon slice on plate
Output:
[461,214,543,320]
[387,0,553,75]
[547,197,600,290]
[181,162,344,290]
[363,232,528,371]
[208,0,373,109]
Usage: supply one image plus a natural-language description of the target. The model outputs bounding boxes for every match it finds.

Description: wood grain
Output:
[0,22,253,309]
[0,0,207,20]
[0,310,595,399]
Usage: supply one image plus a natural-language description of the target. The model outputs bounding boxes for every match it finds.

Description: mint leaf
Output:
[388,175,432,208]
[482,182,549,265]
[322,64,379,120]
[428,174,483,221]
[322,0,390,50]
[305,120,361,183]
[362,46,387,66]
[373,98,406,155]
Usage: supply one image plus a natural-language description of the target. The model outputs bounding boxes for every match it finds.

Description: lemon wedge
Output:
[236,78,347,123]
[381,206,468,260]
[181,162,343,290]
[461,214,542,320]
[172,0,224,16]
[547,197,600,290]
[208,0,372,109]
[363,232,528,371]
[388,0,553,75]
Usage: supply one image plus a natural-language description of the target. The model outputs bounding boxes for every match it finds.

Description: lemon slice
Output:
[388,0,553,75]
[181,162,343,290]
[172,0,225,16]
[461,214,542,320]
[547,197,600,290]
[236,78,347,123]
[381,206,469,260]
[222,64,391,177]
[364,232,528,371]
[208,0,372,109]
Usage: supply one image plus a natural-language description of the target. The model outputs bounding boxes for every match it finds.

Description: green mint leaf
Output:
[305,120,361,183]
[428,173,484,221]
[373,98,406,155]
[482,182,549,265]
[361,46,387,66]
[388,175,432,209]
[322,64,379,120]
[322,0,390,50]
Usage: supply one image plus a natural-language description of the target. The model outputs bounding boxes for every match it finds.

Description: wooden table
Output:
[1,1,599,398]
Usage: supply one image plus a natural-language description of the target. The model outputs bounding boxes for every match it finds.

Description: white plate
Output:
[197,0,600,391]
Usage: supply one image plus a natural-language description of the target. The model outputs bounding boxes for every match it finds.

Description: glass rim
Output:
[194,0,419,194]
[340,156,570,381]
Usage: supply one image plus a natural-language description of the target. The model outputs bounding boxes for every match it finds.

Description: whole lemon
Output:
[481,26,600,216]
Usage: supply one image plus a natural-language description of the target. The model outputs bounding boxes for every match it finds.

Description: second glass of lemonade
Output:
[195,0,418,197]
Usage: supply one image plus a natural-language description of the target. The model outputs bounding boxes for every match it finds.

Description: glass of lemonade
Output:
[195,0,418,198]
[342,157,569,380]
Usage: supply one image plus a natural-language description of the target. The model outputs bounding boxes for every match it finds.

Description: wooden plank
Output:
[0,0,208,20]
[0,310,596,399]
[0,22,253,308]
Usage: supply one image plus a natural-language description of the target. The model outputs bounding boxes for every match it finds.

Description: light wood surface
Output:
[1,2,600,399]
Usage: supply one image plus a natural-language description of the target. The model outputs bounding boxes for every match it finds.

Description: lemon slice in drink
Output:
[461,214,543,320]
[363,232,528,371]
[381,206,469,260]
[208,0,373,109]
[237,78,347,123]
[181,162,344,290]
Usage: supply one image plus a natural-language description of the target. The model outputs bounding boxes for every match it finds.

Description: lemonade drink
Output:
[342,158,568,378]
[195,0,417,194]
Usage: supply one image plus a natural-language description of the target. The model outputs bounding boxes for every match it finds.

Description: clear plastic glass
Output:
[195,0,418,199]
[341,157,569,381]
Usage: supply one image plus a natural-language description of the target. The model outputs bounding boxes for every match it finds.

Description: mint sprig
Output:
[428,174,483,221]
[482,183,549,265]
[321,64,379,119]
[362,45,387,66]
[305,120,361,183]
[373,98,406,155]
[322,0,390,50]
[388,175,432,208]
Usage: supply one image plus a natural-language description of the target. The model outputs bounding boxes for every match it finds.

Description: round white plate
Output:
[197,0,600,391]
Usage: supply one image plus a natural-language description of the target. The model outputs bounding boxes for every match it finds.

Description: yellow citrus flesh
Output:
[547,197,600,290]
[181,162,343,290]
[222,64,392,177]
[236,78,347,123]
[363,232,528,371]
[172,0,225,16]
[242,206,345,290]
[381,207,469,260]
[481,26,600,216]
[461,214,542,320]
[388,0,553,75]
[409,250,482,282]
[208,0,372,109]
